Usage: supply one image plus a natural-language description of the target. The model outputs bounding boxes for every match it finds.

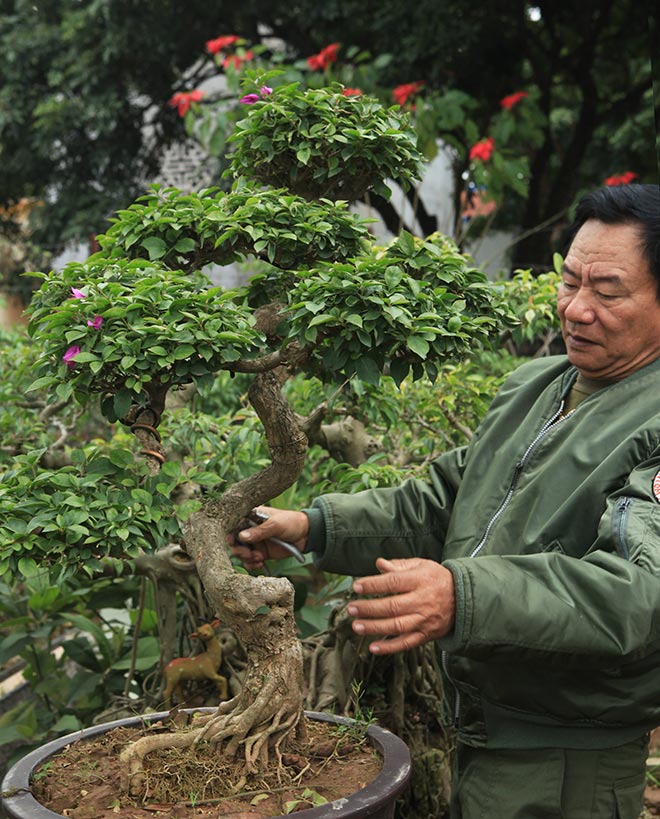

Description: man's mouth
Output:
[566,332,598,348]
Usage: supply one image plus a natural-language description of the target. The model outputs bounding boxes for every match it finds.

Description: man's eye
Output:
[598,292,618,301]
[561,281,577,290]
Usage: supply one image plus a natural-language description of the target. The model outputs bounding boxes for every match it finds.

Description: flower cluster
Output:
[469,137,495,162]
[206,34,240,55]
[223,51,254,70]
[392,81,424,107]
[62,287,103,369]
[306,43,340,71]
[240,85,273,105]
[342,87,362,97]
[206,33,253,70]
[168,90,204,117]
[604,171,638,186]
[500,91,528,110]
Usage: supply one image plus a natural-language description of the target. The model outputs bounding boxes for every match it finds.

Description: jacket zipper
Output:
[614,496,632,559]
[445,399,568,728]
[469,401,567,558]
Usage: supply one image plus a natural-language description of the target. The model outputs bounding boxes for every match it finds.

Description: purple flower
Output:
[63,345,81,369]
[70,287,85,299]
[240,93,260,104]
[260,85,273,96]
[87,315,103,329]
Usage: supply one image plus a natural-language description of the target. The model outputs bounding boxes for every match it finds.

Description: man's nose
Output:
[563,289,596,324]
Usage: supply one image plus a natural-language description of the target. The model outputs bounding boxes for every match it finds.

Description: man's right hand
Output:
[229,506,309,571]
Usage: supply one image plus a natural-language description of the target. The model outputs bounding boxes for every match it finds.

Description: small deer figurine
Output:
[162,620,228,708]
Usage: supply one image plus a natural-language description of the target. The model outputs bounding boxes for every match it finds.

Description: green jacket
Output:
[310,355,660,749]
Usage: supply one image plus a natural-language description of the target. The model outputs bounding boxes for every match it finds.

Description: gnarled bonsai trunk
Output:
[120,370,308,795]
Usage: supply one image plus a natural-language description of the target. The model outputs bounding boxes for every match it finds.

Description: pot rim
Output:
[1,708,411,819]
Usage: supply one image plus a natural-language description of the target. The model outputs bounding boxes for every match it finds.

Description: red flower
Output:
[222,50,254,70]
[500,91,528,110]
[469,137,495,162]
[168,89,204,117]
[342,87,362,97]
[306,42,341,71]
[392,81,424,107]
[206,35,240,55]
[604,171,639,186]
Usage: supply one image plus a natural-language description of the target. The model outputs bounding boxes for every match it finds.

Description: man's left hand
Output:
[347,557,455,655]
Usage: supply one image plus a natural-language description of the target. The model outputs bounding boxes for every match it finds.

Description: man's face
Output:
[557,219,660,381]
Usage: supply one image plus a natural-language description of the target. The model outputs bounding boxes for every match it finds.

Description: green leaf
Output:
[26,375,56,392]
[51,714,82,734]
[141,237,168,260]
[296,146,311,164]
[406,336,430,358]
[354,357,381,384]
[113,390,133,420]
[174,237,196,253]
[17,557,39,577]
[173,344,196,360]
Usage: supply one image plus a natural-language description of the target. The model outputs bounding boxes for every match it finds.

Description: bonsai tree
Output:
[0,82,516,794]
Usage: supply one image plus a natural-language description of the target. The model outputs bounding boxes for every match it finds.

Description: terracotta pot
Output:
[1,709,411,819]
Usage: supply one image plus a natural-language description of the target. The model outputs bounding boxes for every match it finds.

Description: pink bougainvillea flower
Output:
[500,91,528,110]
[206,35,240,55]
[342,87,362,97]
[70,287,85,299]
[63,345,81,369]
[87,315,103,329]
[239,85,273,105]
[222,51,253,70]
[469,137,496,162]
[306,42,341,71]
[604,171,639,186]
[392,81,424,107]
[168,89,204,117]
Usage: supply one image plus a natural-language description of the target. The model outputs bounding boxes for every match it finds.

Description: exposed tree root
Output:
[196,637,305,772]
[120,725,203,795]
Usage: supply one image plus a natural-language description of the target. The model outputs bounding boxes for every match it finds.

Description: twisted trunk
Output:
[121,371,309,794]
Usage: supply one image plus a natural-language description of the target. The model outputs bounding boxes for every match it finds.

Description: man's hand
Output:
[347,557,455,655]
[229,506,309,571]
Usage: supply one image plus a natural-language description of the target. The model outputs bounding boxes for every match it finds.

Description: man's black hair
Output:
[564,184,660,295]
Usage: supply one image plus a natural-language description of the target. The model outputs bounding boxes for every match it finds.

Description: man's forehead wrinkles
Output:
[562,259,625,285]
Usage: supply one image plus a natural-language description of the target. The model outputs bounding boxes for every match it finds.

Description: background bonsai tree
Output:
[1,81,518,795]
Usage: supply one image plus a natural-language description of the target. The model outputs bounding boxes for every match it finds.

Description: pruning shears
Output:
[238,509,306,564]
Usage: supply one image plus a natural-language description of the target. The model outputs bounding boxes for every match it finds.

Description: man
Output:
[233,183,660,818]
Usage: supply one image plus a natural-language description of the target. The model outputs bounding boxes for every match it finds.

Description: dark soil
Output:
[29,714,382,819]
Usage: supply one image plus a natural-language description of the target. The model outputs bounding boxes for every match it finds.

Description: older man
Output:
[234,183,660,818]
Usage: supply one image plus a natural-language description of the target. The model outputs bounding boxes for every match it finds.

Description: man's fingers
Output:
[366,632,426,655]
[353,568,421,596]
[375,557,426,573]
[347,592,417,620]
[351,612,424,637]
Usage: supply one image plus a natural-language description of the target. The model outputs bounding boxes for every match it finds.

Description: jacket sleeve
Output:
[312,446,468,576]
[440,450,660,666]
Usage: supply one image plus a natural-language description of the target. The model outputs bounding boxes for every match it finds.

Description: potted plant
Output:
[0,80,515,811]
[2,707,411,818]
